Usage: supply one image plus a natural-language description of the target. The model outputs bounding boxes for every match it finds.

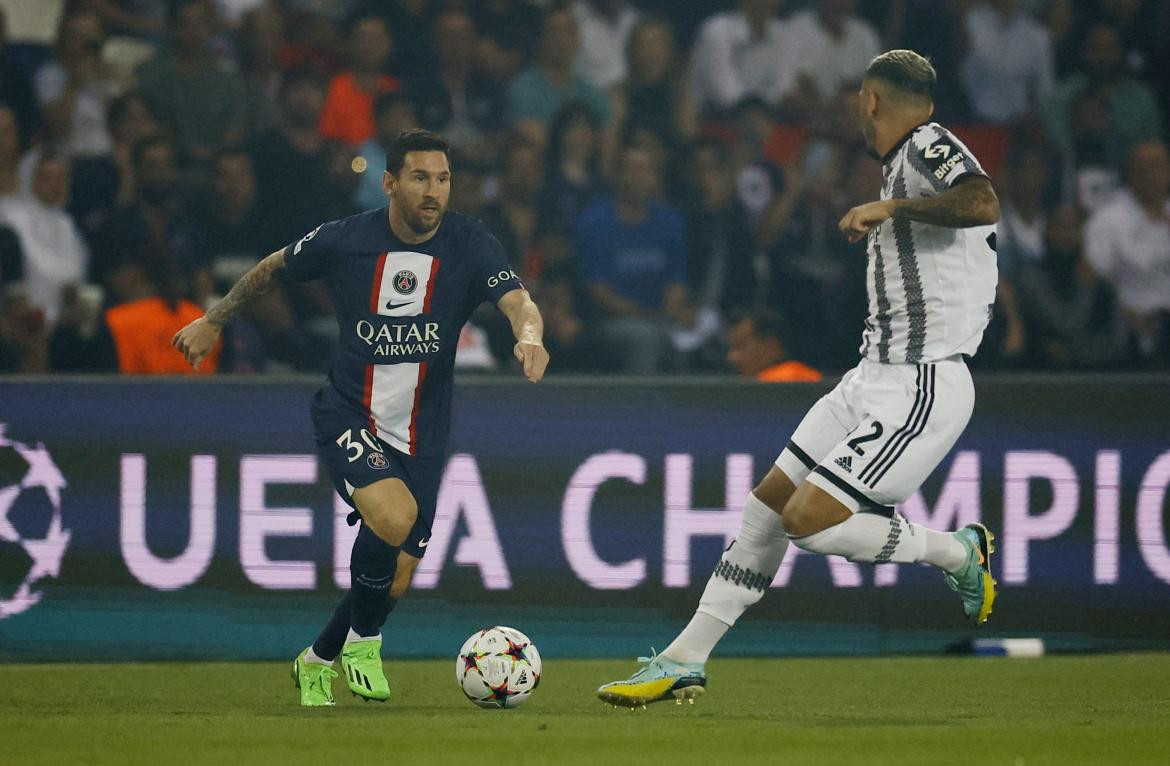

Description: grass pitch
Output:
[2,654,1168,765]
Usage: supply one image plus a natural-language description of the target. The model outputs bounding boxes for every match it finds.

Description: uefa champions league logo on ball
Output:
[0,425,69,619]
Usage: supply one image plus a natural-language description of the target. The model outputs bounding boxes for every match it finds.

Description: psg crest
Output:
[393,270,418,295]
[367,452,389,470]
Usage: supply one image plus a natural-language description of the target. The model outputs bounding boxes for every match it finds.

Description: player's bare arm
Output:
[838,176,999,243]
[498,288,549,383]
[171,249,286,369]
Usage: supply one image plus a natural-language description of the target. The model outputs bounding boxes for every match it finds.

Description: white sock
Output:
[663,613,729,664]
[791,513,968,571]
[304,647,332,666]
[347,628,380,643]
[663,493,788,664]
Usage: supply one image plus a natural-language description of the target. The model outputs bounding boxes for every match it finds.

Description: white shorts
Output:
[774,357,974,515]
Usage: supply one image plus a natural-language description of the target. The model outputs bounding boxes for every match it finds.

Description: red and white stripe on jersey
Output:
[363,251,441,455]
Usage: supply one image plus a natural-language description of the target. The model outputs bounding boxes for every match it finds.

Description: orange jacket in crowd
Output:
[106,297,219,375]
[319,72,401,146]
[757,360,822,383]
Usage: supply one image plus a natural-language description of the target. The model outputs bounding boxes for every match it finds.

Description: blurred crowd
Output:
[0,0,1167,377]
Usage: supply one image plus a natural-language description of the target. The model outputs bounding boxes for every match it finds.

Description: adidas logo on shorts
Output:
[835,455,853,473]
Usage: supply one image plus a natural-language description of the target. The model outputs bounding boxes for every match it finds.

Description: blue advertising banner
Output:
[1,375,1168,661]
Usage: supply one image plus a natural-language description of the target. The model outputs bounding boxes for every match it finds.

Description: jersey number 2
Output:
[847,422,884,456]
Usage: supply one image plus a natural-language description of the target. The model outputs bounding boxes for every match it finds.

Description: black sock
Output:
[311,592,353,662]
[349,523,398,637]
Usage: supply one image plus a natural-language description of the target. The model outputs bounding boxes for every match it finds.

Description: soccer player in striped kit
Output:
[598,50,1000,707]
[173,129,548,707]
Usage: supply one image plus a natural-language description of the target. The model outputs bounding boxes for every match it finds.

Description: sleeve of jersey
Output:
[283,221,338,281]
[915,128,988,192]
[474,229,524,304]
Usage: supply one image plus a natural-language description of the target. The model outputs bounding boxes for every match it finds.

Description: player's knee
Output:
[362,500,418,547]
[780,497,813,538]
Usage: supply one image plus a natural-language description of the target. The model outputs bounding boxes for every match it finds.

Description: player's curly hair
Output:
[865,50,936,101]
[386,129,450,174]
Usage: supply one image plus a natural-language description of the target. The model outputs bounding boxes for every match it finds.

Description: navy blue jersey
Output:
[284,207,522,457]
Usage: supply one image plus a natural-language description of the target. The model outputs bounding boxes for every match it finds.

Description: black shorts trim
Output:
[811,465,895,518]
[785,440,816,470]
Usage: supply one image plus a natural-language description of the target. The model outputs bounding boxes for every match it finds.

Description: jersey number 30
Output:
[336,428,383,462]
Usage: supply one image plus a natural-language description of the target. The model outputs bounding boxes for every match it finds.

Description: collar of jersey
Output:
[881,122,929,165]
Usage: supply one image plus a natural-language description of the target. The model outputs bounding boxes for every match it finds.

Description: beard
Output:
[401,204,445,235]
[860,119,879,159]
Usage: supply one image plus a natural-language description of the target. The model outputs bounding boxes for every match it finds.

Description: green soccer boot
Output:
[292,648,338,707]
[341,636,391,702]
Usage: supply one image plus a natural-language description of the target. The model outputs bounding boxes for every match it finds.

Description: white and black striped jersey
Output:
[861,122,998,365]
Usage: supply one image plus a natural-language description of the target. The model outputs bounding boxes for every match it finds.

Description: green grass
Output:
[2,655,1168,765]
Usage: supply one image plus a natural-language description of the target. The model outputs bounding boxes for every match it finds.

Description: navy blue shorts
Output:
[311,390,442,559]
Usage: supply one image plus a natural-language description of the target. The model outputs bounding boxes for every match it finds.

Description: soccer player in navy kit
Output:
[173,130,549,707]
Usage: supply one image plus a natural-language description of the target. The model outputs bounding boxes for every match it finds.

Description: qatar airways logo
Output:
[355,319,441,356]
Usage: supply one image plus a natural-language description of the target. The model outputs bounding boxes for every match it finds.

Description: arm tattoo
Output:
[892,177,999,228]
[204,251,285,327]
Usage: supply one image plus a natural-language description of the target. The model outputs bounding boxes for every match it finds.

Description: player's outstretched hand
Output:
[838,200,896,243]
[514,342,548,383]
[171,317,221,370]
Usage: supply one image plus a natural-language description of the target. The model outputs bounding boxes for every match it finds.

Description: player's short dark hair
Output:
[865,49,936,101]
[386,129,450,174]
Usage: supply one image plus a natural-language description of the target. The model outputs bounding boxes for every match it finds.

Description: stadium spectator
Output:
[992,143,1055,363]
[1085,140,1170,362]
[573,0,640,90]
[354,93,419,212]
[1040,23,1164,171]
[729,98,787,223]
[573,143,691,373]
[681,139,755,318]
[508,2,610,145]
[471,0,542,84]
[1015,204,1130,368]
[759,142,870,370]
[248,65,333,244]
[411,8,505,165]
[35,10,115,158]
[891,0,971,121]
[537,102,605,241]
[91,136,204,306]
[318,15,399,147]
[0,8,38,142]
[448,176,485,226]
[612,17,696,155]
[237,2,288,136]
[0,282,47,373]
[136,0,247,167]
[959,0,1054,125]
[784,0,880,106]
[105,267,220,375]
[67,90,161,240]
[190,149,274,262]
[0,151,89,324]
[726,308,821,382]
[481,137,544,280]
[687,0,804,117]
[0,102,21,197]
[349,0,438,86]
[48,283,117,372]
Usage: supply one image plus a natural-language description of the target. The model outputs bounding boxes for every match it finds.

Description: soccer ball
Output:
[0,425,69,619]
[456,626,542,709]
